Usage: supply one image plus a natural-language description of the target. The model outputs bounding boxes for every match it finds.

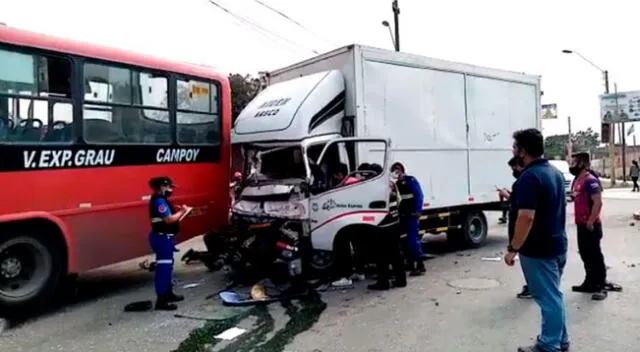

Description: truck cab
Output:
[231,70,393,270]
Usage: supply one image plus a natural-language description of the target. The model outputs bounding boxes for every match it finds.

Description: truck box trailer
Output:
[229,44,541,272]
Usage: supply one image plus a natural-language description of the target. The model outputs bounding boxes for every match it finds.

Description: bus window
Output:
[176,78,219,145]
[82,63,170,144]
[0,48,73,143]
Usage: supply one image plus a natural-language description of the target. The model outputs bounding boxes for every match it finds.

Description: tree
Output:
[544,128,600,159]
[229,73,261,123]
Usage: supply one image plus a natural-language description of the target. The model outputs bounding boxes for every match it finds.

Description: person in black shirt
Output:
[497,156,530,299]
[505,129,570,352]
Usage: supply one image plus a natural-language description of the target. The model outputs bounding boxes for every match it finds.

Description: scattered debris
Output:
[453,261,458,265]
[481,257,501,262]
[630,222,636,226]
[456,290,461,295]
[434,301,440,306]
[214,327,246,340]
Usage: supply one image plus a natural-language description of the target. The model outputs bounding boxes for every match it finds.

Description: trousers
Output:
[401,216,423,262]
[375,226,406,283]
[576,223,606,287]
[520,253,570,352]
[149,232,174,295]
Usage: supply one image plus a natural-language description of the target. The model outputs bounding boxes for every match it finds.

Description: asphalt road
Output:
[2,191,640,352]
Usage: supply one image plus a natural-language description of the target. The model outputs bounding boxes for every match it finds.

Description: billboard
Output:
[599,91,640,123]
[541,103,557,119]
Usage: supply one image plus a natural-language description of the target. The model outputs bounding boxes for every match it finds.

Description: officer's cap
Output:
[148,176,175,190]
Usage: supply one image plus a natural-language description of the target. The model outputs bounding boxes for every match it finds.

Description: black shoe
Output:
[368,281,391,291]
[391,279,407,288]
[155,297,178,311]
[181,249,196,263]
[166,286,185,302]
[592,289,608,301]
[516,285,532,299]
[410,263,426,277]
[571,283,599,293]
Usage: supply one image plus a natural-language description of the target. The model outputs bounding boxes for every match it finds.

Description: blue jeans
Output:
[520,253,569,352]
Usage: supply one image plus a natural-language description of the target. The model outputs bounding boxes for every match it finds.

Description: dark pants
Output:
[577,223,606,287]
[351,232,367,274]
[334,234,354,279]
[633,177,639,191]
[149,232,174,295]
[375,226,406,284]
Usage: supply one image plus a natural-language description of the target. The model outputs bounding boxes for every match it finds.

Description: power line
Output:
[207,0,320,55]
[252,0,336,46]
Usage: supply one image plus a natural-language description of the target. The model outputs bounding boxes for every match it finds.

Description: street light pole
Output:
[562,50,615,185]
[392,0,400,52]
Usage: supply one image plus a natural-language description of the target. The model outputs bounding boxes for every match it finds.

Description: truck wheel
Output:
[447,211,488,249]
[309,250,335,272]
[0,232,64,313]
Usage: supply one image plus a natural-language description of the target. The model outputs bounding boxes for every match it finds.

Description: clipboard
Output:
[178,207,193,222]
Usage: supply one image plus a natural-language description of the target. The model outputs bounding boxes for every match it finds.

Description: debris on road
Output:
[633,211,640,221]
[183,283,200,289]
[481,257,501,262]
[214,326,246,340]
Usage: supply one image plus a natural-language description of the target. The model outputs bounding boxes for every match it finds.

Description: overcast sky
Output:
[4,0,640,142]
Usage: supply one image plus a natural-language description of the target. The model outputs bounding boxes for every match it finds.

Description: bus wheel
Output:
[0,233,64,313]
[447,211,488,249]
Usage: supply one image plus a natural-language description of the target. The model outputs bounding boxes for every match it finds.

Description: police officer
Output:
[391,162,426,276]
[148,176,189,311]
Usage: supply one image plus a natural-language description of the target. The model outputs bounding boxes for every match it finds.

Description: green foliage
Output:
[229,73,261,123]
[544,128,600,159]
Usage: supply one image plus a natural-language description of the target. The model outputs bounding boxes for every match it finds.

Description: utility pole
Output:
[605,70,616,185]
[392,0,400,52]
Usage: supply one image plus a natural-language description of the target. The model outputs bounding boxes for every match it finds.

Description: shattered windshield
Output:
[245,145,307,180]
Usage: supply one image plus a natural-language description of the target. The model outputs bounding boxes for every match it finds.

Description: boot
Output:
[155,295,178,311]
[368,280,391,291]
[166,285,184,302]
[409,261,426,277]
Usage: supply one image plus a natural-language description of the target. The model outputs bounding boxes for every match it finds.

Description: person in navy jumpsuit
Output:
[148,176,189,311]
[391,162,426,276]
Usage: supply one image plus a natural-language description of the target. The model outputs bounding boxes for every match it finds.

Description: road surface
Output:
[2,192,640,352]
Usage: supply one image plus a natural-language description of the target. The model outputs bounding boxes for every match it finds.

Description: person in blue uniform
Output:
[148,176,189,311]
[391,162,426,276]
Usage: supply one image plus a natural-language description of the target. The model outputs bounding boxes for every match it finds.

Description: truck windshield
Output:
[246,145,307,180]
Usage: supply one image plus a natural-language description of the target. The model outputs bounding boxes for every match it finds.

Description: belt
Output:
[153,232,175,237]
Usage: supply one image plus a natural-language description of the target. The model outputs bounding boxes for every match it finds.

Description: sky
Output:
[3,0,640,142]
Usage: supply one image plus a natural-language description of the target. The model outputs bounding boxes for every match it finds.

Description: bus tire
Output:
[447,211,488,249]
[0,230,65,315]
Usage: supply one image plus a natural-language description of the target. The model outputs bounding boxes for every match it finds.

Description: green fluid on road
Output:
[174,291,327,352]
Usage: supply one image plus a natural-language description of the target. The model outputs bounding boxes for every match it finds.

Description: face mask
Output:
[569,166,583,176]
[163,189,173,197]
[512,170,522,179]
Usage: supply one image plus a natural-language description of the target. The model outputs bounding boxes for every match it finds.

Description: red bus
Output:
[0,25,231,312]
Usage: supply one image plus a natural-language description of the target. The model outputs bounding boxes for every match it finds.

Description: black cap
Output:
[390,162,405,173]
[571,151,590,160]
[148,176,175,190]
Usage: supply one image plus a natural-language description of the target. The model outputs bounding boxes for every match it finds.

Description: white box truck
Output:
[227,44,541,273]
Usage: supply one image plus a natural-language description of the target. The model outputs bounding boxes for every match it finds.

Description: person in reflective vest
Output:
[148,176,189,311]
[391,162,426,276]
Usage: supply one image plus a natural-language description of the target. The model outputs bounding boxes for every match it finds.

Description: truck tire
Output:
[0,231,64,314]
[447,211,488,249]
